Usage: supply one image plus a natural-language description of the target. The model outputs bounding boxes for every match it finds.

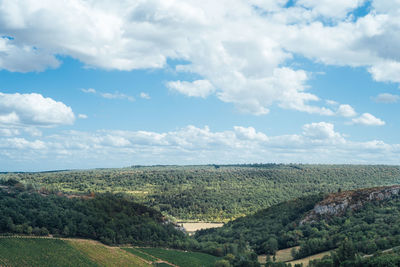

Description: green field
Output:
[0,238,98,267]
[135,247,220,267]
[68,239,152,267]
[122,247,159,262]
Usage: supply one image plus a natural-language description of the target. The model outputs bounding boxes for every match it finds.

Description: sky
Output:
[1,0,400,171]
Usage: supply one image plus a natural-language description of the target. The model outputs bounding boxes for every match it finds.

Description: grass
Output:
[287,250,334,267]
[258,246,299,264]
[67,239,152,267]
[0,237,98,267]
[121,247,158,262]
[137,247,220,267]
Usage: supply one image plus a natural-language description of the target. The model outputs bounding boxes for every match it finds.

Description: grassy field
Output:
[178,222,224,235]
[287,250,334,266]
[121,247,158,262]
[258,246,299,264]
[67,239,152,267]
[0,237,98,267]
[136,247,220,267]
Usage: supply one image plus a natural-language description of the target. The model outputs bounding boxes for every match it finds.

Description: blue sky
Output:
[1,0,400,171]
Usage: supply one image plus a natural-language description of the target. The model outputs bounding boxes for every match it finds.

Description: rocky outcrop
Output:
[301,185,400,224]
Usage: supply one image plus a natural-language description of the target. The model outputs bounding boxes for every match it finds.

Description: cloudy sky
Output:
[1,0,400,171]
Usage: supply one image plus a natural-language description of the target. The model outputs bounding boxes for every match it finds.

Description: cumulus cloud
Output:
[0,37,60,72]
[352,113,385,126]
[368,61,400,83]
[2,0,393,116]
[2,123,400,170]
[0,92,75,126]
[373,93,400,103]
[167,80,215,98]
[336,104,357,117]
[302,122,345,143]
[234,126,268,142]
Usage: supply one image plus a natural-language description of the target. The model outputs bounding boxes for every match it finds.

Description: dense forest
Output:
[1,164,399,221]
[195,186,400,266]
[0,179,187,247]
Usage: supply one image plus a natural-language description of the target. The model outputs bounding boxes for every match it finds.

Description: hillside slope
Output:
[0,182,188,247]
[195,185,400,260]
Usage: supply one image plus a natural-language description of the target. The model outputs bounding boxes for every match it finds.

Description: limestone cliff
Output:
[301,185,400,224]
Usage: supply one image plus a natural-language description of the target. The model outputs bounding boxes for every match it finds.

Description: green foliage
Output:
[2,164,399,221]
[195,194,324,254]
[196,190,400,262]
[214,259,231,267]
[0,238,98,267]
[310,250,400,266]
[0,188,187,247]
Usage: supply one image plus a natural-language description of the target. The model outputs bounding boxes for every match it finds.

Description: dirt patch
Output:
[178,222,224,235]
[287,250,333,267]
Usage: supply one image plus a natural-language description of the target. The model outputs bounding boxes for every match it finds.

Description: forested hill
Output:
[195,185,400,262]
[1,164,399,221]
[0,180,188,247]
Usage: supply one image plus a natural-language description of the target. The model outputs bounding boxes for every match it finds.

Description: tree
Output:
[263,237,279,255]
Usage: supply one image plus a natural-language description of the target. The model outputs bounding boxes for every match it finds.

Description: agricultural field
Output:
[0,237,98,267]
[67,239,151,267]
[135,247,220,267]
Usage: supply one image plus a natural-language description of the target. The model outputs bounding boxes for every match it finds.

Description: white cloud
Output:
[82,88,96,94]
[100,92,135,102]
[23,127,42,137]
[326,100,339,106]
[0,0,374,117]
[82,88,135,101]
[3,123,400,170]
[0,128,19,136]
[234,126,268,142]
[352,113,385,126]
[1,1,400,117]
[0,37,60,72]
[302,122,345,143]
[337,104,357,117]
[167,80,215,98]
[373,93,400,103]
[369,61,400,83]
[0,92,75,126]
[78,114,88,119]
[0,137,46,150]
[140,92,150,99]
[297,0,366,19]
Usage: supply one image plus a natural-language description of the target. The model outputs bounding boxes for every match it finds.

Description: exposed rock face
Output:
[301,185,400,224]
